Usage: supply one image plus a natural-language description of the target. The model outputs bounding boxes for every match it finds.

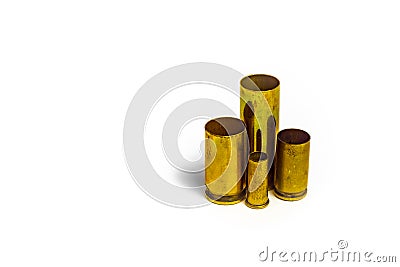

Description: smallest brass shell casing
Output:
[274,129,311,201]
[245,152,269,209]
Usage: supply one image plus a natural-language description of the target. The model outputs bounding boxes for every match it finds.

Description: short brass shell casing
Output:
[245,152,269,209]
[240,74,280,190]
[205,117,248,205]
[274,129,311,201]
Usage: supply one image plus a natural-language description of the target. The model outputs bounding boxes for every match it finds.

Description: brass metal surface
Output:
[204,117,248,205]
[240,74,280,190]
[274,129,310,201]
[245,152,269,209]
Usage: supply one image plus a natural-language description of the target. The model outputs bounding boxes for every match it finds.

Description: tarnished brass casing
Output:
[274,129,311,201]
[245,152,269,209]
[205,117,248,205]
[240,74,280,190]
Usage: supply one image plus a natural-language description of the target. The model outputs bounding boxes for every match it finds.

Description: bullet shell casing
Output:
[274,129,311,201]
[245,152,269,209]
[204,117,248,205]
[240,74,280,190]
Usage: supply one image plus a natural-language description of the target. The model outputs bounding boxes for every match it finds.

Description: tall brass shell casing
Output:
[240,74,280,190]
[245,152,269,209]
[204,117,248,205]
[274,129,311,201]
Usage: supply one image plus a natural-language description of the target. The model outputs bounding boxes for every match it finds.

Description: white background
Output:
[1,0,399,266]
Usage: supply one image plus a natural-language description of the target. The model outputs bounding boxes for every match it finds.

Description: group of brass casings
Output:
[205,74,311,209]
